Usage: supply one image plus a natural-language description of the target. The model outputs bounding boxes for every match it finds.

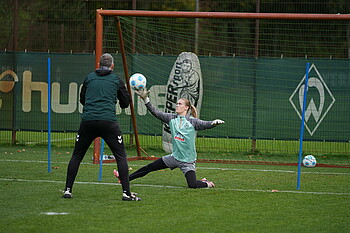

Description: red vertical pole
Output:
[93,11,103,164]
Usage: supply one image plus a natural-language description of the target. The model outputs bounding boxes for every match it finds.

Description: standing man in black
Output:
[62,53,141,201]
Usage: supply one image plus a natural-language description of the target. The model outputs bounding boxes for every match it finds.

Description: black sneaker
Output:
[201,178,215,188]
[62,190,73,198]
[122,193,141,201]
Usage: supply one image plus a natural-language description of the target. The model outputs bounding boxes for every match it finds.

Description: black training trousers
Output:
[65,120,131,195]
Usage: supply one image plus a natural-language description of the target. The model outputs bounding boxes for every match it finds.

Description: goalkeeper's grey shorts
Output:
[162,154,196,175]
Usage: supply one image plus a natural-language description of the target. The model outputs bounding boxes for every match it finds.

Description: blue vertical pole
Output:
[47,57,51,173]
[296,62,310,190]
[98,139,105,181]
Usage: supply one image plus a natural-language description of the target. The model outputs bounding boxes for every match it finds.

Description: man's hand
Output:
[135,88,150,100]
[211,119,225,126]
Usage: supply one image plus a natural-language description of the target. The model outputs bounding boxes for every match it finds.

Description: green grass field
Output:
[1,130,350,167]
[0,146,349,233]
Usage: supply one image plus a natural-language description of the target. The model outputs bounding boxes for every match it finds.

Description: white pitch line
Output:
[199,167,350,175]
[1,178,349,196]
[41,212,69,215]
[26,137,76,145]
[0,159,349,175]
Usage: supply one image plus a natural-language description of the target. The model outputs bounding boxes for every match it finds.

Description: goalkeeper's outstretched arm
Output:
[136,88,173,123]
[136,88,225,128]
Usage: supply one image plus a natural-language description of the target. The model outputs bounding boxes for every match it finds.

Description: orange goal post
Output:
[93,10,350,166]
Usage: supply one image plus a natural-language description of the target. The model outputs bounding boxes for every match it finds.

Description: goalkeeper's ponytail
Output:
[181,98,198,118]
[190,104,198,118]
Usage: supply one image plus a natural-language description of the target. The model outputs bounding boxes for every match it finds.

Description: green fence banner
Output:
[0,52,349,142]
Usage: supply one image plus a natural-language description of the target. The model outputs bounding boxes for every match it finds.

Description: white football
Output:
[129,73,147,90]
[303,155,317,168]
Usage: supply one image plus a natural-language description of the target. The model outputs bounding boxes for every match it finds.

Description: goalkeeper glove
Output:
[135,88,150,99]
[211,119,225,126]
[135,88,150,103]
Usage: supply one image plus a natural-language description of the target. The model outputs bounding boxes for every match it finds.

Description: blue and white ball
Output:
[129,73,147,90]
[303,155,317,168]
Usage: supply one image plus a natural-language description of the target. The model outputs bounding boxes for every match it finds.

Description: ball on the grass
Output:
[303,155,317,168]
[129,73,147,90]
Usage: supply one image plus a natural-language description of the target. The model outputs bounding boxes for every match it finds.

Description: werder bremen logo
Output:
[289,64,335,136]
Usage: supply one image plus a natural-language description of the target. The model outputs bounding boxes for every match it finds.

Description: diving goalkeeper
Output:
[115,88,225,188]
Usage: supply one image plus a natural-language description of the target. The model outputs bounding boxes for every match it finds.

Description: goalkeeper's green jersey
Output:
[145,102,214,163]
